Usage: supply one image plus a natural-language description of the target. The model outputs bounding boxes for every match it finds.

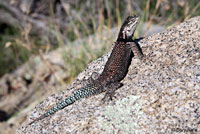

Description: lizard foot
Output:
[101,82,123,103]
[101,90,117,102]
[91,72,100,81]
[82,72,100,86]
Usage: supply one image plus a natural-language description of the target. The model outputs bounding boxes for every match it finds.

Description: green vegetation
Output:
[0,0,199,79]
[0,24,30,76]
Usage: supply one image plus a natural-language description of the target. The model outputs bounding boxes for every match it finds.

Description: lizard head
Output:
[118,15,140,41]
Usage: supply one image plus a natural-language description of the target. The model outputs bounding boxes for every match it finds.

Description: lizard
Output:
[29,15,143,125]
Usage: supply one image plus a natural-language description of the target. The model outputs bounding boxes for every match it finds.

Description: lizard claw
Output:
[101,90,117,103]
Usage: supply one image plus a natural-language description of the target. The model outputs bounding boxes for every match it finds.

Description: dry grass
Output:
[0,0,199,79]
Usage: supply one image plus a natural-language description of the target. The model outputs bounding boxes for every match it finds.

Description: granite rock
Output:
[17,16,200,134]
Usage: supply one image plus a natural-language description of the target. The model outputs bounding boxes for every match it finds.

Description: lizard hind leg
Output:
[90,72,100,82]
[101,82,123,102]
[82,72,100,86]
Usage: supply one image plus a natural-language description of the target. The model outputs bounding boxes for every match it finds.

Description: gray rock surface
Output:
[17,16,200,134]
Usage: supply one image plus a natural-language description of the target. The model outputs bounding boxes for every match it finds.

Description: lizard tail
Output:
[29,84,97,125]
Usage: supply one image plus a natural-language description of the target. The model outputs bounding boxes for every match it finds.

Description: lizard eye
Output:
[126,29,131,34]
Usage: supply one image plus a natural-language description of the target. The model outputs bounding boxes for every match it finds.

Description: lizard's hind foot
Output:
[82,72,100,86]
[101,82,123,103]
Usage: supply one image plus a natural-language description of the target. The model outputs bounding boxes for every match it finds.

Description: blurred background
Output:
[0,0,199,133]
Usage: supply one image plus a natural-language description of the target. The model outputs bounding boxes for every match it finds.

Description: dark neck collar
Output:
[117,38,132,42]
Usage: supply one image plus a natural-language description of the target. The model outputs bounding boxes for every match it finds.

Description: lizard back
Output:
[96,42,132,84]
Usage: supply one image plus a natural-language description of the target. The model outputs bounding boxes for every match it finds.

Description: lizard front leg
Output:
[129,41,143,59]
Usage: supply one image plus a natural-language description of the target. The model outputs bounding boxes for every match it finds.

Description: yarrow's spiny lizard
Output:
[29,15,143,125]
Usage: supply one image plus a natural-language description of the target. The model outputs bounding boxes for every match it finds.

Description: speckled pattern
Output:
[17,16,200,134]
